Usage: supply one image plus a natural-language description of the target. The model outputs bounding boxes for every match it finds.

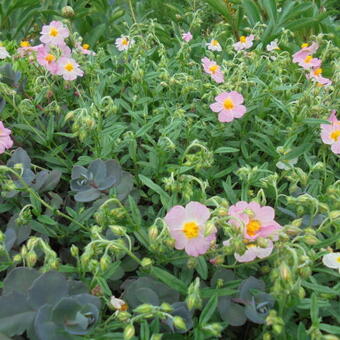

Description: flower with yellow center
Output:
[208,65,219,74]
[301,43,309,48]
[44,54,55,63]
[246,220,261,237]
[122,38,128,46]
[322,252,340,272]
[211,39,219,46]
[304,55,313,63]
[313,68,322,76]
[330,130,340,142]
[20,41,30,48]
[64,63,74,72]
[82,43,89,50]
[240,36,247,43]
[223,98,234,110]
[49,27,59,37]
[183,221,199,239]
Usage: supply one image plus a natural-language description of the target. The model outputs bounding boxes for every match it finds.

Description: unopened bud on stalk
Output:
[100,255,110,271]
[123,324,135,340]
[215,207,228,216]
[303,235,319,245]
[160,302,173,313]
[204,221,216,237]
[134,304,154,314]
[299,266,311,278]
[61,6,75,17]
[70,245,79,257]
[27,250,37,267]
[257,237,269,248]
[202,322,223,336]
[173,316,187,330]
[148,225,158,240]
[279,262,291,281]
[141,257,153,268]
[329,210,340,220]
[109,225,126,236]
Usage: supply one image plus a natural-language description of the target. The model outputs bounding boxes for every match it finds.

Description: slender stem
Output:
[128,0,137,24]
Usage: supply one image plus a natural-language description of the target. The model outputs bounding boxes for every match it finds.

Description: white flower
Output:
[110,296,128,310]
[206,39,222,51]
[322,253,340,272]
[266,40,280,52]
[115,36,135,51]
[276,157,298,170]
[0,46,10,59]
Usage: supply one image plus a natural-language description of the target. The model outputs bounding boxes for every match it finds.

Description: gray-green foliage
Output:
[70,158,133,202]
[0,267,101,339]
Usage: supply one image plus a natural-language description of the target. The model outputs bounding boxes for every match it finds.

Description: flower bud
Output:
[70,245,79,257]
[116,311,131,321]
[134,304,154,314]
[292,218,303,227]
[109,225,126,236]
[173,316,187,330]
[303,235,319,245]
[27,250,37,267]
[187,257,197,269]
[13,254,22,263]
[329,210,340,220]
[204,221,216,237]
[215,207,228,216]
[100,255,111,271]
[209,255,224,265]
[160,302,173,313]
[299,266,311,279]
[257,237,269,248]
[279,262,291,281]
[141,257,153,268]
[148,225,158,240]
[123,324,135,340]
[202,322,223,336]
[61,6,75,17]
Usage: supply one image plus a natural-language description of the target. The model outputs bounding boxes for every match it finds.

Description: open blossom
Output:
[57,57,84,81]
[40,21,69,46]
[320,111,340,154]
[210,91,246,123]
[224,239,274,263]
[308,67,332,86]
[297,55,321,70]
[233,34,254,51]
[228,201,282,241]
[266,40,279,51]
[0,45,10,59]
[115,36,135,51]
[110,296,128,311]
[206,39,222,51]
[17,41,43,57]
[76,42,96,55]
[0,121,14,154]
[292,42,319,63]
[322,253,340,272]
[201,57,224,83]
[182,32,193,42]
[164,201,216,257]
[37,45,58,74]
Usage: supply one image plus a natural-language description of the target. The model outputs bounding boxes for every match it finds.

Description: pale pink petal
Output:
[215,92,229,102]
[218,110,234,123]
[234,248,257,262]
[185,236,211,257]
[212,72,224,83]
[256,206,275,224]
[210,102,223,112]
[185,201,210,225]
[228,91,244,105]
[320,126,334,144]
[253,242,273,258]
[331,142,340,154]
[164,205,186,230]
[328,111,338,123]
[231,105,246,118]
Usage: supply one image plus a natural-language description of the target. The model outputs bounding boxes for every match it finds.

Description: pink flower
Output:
[164,201,216,257]
[292,42,319,63]
[206,39,222,51]
[0,121,14,154]
[37,45,58,74]
[0,46,10,59]
[76,42,96,56]
[182,32,193,42]
[115,36,135,51]
[297,55,321,70]
[228,201,282,241]
[266,40,279,52]
[17,41,43,57]
[40,21,69,46]
[223,239,274,263]
[56,57,84,81]
[233,34,254,51]
[308,67,332,86]
[201,57,224,83]
[210,91,246,123]
[320,111,340,154]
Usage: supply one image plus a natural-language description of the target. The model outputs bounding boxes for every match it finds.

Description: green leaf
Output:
[319,323,340,335]
[37,215,57,226]
[150,267,187,294]
[297,322,308,340]
[241,0,261,26]
[262,0,277,23]
[215,147,239,153]
[310,293,319,326]
[199,294,218,325]
[196,256,208,280]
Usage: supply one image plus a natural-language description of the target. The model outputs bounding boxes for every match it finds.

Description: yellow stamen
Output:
[304,55,313,63]
[337,256,340,263]
[301,43,309,48]
[240,36,247,43]
[209,65,219,74]
[247,243,256,248]
[82,43,89,50]
[120,303,128,311]
[0,43,2,47]
[246,220,261,237]
[330,130,340,142]
[211,39,219,46]
[313,68,322,76]
[64,63,74,72]
[122,38,128,46]
[183,221,199,239]
[223,98,234,110]
[49,28,59,37]
[44,54,55,63]
[20,41,30,47]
